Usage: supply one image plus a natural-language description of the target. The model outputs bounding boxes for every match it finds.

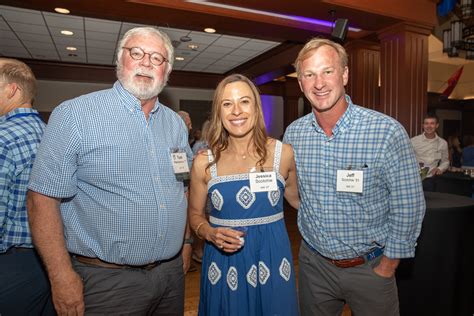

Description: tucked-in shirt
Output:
[29,81,192,265]
[411,133,449,176]
[1,108,45,252]
[284,96,425,259]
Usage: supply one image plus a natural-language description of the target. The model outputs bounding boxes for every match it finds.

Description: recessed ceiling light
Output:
[61,30,74,36]
[204,28,216,33]
[180,36,192,42]
[66,46,77,51]
[188,44,199,50]
[175,57,185,61]
[54,7,70,14]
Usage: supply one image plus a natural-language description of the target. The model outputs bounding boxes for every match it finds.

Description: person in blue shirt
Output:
[0,58,55,315]
[284,38,425,316]
[27,27,192,315]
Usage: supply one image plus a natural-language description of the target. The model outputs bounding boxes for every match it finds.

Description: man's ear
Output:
[6,82,19,99]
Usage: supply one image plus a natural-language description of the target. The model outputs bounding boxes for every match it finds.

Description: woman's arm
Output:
[282,143,300,210]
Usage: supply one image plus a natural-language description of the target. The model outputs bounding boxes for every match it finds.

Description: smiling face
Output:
[220,81,257,139]
[117,34,169,100]
[423,117,439,137]
[298,45,348,115]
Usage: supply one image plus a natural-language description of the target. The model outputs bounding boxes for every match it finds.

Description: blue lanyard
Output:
[6,112,41,121]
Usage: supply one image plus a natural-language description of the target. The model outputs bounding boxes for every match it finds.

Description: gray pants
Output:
[72,255,184,316]
[298,242,399,316]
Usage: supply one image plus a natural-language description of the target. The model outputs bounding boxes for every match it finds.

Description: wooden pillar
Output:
[344,40,380,110]
[377,22,432,137]
[283,78,301,129]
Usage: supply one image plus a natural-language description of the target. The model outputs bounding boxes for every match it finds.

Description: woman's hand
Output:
[205,226,244,253]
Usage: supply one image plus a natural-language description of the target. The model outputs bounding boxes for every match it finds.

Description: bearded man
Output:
[27,27,192,315]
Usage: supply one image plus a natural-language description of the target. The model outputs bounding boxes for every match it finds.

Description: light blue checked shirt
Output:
[29,81,192,265]
[1,108,45,252]
[284,96,425,259]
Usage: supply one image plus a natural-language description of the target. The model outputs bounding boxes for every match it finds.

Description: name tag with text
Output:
[249,172,278,192]
[336,170,363,193]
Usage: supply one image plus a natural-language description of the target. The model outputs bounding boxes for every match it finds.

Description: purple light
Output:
[261,95,273,131]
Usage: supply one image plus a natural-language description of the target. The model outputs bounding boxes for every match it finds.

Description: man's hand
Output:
[373,256,400,278]
[430,167,444,176]
[182,243,193,273]
[50,269,85,316]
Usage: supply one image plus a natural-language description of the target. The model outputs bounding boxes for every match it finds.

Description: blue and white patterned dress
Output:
[199,140,298,316]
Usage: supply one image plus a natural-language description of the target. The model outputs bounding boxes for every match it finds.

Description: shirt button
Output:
[160,204,165,209]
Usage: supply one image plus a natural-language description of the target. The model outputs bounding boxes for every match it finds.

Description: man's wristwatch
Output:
[184,237,194,245]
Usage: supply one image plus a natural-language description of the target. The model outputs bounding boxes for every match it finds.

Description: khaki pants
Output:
[298,242,399,316]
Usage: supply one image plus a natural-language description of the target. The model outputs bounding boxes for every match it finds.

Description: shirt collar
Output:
[422,133,439,141]
[2,107,38,121]
[114,80,161,115]
[311,94,354,136]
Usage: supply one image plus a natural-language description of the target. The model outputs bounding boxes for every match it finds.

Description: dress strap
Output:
[208,149,218,178]
[273,140,283,173]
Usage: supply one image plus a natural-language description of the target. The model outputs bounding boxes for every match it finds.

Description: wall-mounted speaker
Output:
[331,18,348,44]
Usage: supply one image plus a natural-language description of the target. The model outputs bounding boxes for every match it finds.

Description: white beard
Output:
[117,68,165,100]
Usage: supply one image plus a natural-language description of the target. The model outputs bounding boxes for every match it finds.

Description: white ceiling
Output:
[0,4,280,74]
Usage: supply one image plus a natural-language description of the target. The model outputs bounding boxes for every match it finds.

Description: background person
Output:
[27,27,192,315]
[284,38,425,316]
[447,135,462,168]
[0,58,55,316]
[188,74,300,315]
[411,113,449,176]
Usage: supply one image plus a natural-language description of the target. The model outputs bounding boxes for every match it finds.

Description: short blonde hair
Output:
[0,57,36,104]
[294,38,348,78]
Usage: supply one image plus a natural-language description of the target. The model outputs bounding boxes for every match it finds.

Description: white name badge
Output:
[249,172,278,192]
[336,170,363,193]
[171,152,190,174]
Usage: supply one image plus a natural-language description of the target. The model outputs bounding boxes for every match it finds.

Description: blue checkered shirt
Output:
[29,81,192,265]
[284,96,425,259]
[1,108,45,252]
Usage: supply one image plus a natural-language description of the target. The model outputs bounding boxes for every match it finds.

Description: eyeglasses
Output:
[122,47,168,66]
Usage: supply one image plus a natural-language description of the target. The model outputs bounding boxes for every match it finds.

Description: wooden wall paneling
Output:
[378,22,432,137]
[345,40,380,110]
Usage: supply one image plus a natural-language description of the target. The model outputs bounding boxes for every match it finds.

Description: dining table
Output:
[396,191,474,316]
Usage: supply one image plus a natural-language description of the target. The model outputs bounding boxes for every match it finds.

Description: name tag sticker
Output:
[171,152,190,174]
[249,172,278,192]
[336,170,363,193]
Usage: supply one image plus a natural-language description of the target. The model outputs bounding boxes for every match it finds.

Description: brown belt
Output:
[73,255,160,271]
[324,256,365,268]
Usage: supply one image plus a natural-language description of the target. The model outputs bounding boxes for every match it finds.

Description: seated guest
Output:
[462,135,474,168]
[411,114,449,191]
[447,135,463,168]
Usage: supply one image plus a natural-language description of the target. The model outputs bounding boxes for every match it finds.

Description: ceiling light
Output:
[61,30,74,36]
[66,47,77,51]
[54,7,70,14]
[175,56,185,61]
[204,28,216,33]
[188,44,199,50]
[180,36,192,42]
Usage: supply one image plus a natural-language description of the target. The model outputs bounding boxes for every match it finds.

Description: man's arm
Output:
[27,190,85,316]
[378,125,426,276]
[437,139,450,173]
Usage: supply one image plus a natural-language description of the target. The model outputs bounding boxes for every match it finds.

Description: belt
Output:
[73,255,161,271]
[305,241,384,268]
